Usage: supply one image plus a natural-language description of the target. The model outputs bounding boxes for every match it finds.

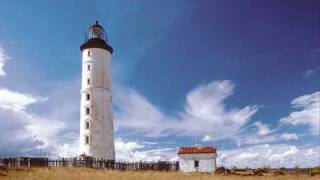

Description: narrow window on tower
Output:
[87,50,91,57]
[85,135,90,144]
[85,121,90,129]
[87,64,91,71]
[86,93,90,101]
[86,107,90,115]
[87,78,90,85]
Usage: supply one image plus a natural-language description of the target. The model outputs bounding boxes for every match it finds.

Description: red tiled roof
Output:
[178,146,216,154]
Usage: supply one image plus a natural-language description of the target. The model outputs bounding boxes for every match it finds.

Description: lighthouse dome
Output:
[86,21,108,43]
[81,21,113,53]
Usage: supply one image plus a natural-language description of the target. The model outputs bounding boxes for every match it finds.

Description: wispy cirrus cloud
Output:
[303,66,320,78]
[233,132,300,146]
[176,80,258,139]
[115,80,258,140]
[280,91,320,136]
[0,45,9,77]
[232,91,319,146]
[114,87,173,137]
[280,133,298,140]
[232,121,299,146]
[0,43,317,168]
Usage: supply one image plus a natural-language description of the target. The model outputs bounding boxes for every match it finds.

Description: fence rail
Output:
[0,157,179,171]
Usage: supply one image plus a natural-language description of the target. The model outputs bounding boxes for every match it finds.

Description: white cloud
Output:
[303,66,320,78]
[202,134,212,142]
[115,80,258,140]
[0,88,47,111]
[281,133,298,140]
[0,96,66,156]
[0,78,80,157]
[234,133,299,146]
[114,87,173,137]
[55,135,79,158]
[0,45,9,77]
[0,88,54,152]
[24,115,66,149]
[115,138,145,161]
[280,91,320,135]
[24,79,80,156]
[233,121,299,146]
[253,121,272,136]
[48,137,175,161]
[115,138,174,162]
[176,81,258,139]
[0,46,62,155]
[0,45,81,158]
[218,144,319,168]
[234,133,278,146]
[0,43,316,168]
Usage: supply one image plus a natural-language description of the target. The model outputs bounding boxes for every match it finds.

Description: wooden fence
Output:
[0,157,179,171]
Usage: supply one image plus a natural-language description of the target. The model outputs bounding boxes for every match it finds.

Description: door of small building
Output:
[194,160,199,171]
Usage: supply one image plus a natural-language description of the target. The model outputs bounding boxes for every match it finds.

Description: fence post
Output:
[28,158,30,168]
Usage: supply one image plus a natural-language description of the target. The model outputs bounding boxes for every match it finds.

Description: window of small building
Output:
[86,93,90,100]
[87,50,91,57]
[87,64,91,71]
[194,160,199,168]
[85,135,90,144]
[87,78,90,85]
[85,121,90,129]
[86,107,90,115]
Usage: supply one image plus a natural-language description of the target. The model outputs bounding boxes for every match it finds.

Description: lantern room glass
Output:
[85,22,108,43]
[88,27,105,40]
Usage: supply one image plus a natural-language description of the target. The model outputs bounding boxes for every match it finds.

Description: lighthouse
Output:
[79,21,115,160]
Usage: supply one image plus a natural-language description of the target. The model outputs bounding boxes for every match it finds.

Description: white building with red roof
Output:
[178,146,217,172]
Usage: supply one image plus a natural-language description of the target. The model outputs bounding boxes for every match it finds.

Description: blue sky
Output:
[0,0,319,167]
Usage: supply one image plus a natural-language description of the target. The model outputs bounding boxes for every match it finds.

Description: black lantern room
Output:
[80,21,113,53]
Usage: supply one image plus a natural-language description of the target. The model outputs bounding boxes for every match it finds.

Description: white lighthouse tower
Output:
[79,21,115,160]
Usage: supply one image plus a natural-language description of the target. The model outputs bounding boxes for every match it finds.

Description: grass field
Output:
[1,168,317,180]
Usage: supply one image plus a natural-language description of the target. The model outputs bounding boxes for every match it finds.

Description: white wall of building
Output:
[79,48,115,160]
[179,153,217,173]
